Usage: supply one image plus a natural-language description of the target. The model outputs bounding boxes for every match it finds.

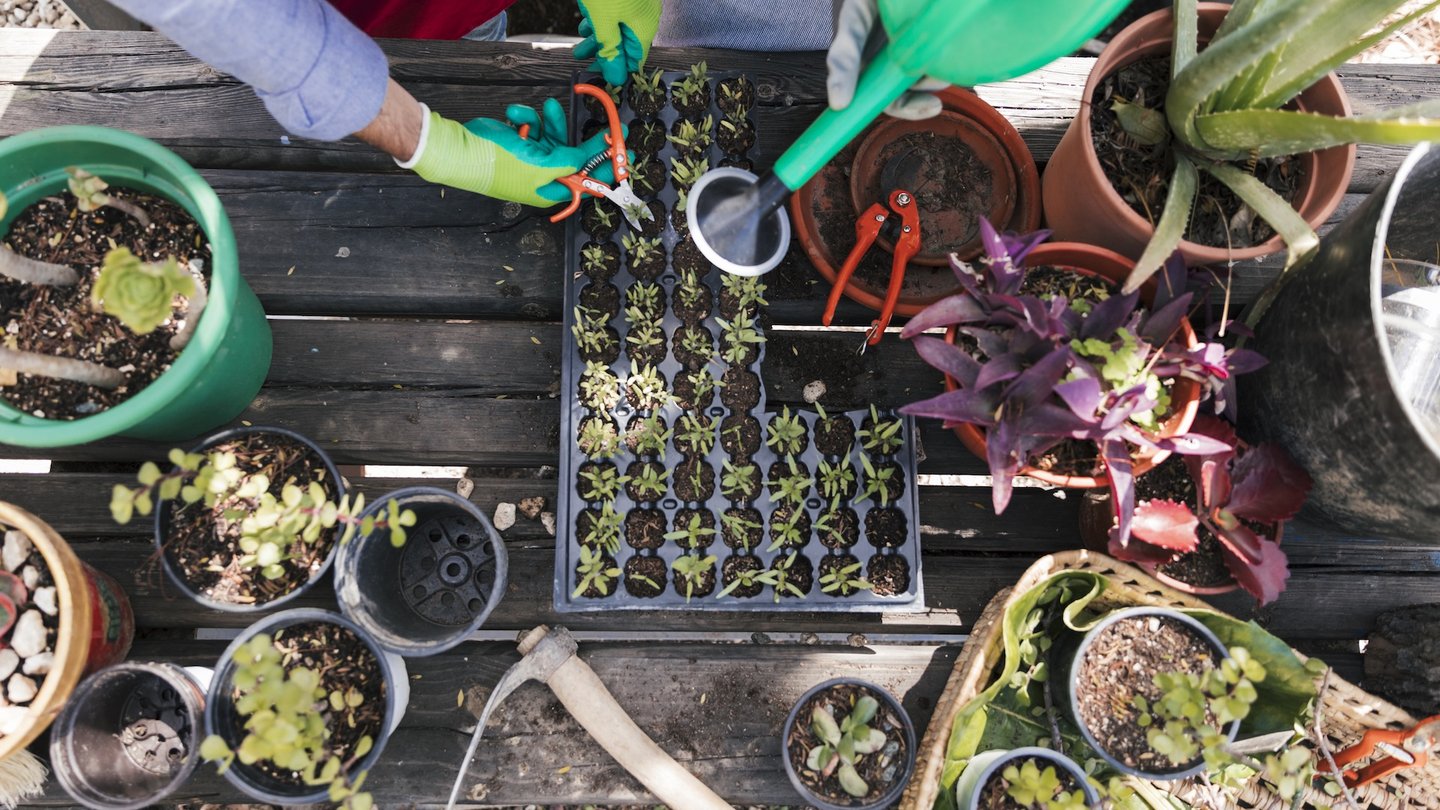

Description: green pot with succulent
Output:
[782,677,916,810]
[1043,0,1440,307]
[0,126,271,447]
[951,747,1099,810]
[201,608,408,807]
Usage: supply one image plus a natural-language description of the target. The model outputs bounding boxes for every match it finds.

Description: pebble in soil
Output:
[0,530,59,735]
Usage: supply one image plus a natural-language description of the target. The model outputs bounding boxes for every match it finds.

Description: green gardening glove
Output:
[404,99,617,208]
[573,0,661,87]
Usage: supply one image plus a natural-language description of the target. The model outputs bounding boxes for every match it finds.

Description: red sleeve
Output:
[329,0,518,39]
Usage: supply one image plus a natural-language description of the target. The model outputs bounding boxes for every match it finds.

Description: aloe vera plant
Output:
[1120,0,1440,309]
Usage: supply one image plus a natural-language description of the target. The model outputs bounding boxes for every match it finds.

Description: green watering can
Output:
[689,0,1131,275]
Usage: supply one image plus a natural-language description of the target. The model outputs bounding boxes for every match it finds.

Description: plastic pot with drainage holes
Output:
[49,662,210,810]
[335,487,508,656]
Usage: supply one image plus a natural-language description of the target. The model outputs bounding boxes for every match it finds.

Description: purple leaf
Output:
[976,353,1025,389]
[1101,438,1136,547]
[1152,251,1188,309]
[1003,227,1052,267]
[1022,402,1099,437]
[1081,289,1141,341]
[1226,348,1268,374]
[961,327,1010,359]
[912,335,981,388]
[900,295,986,338]
[1004,347,1072,408]
[0,594,14,641]
[899,389,998,427]
[1211,510,1264,565]
[986,413,1023,514]
[1108,532,1177,565]
[1152,432,1236,457]
[1181,414,1238,484]
[1139,292,1193,345]
[1054,376,1102,419]
[1132,500,1201,552]
[1226,444,1313,522]
[1221,537,1290,605]
[1197,459,1233,512]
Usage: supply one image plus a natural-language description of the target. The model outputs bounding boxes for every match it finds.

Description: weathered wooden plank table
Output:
[1,28,1436,807]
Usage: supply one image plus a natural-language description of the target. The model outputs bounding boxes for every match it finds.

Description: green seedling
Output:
[67,166,151,227]
[857,405,904,455]
[570,306,615,357]
[1134,646,1267,770]
[769,552,807,602]
[631,67,665,101]
[858,455,897,507]
[627,571,661,591]
[1001,760,1090,810]
[717,561,779,597]
[92,246,196,336]
[814,506,851,547]
[626,281,663,321]
[766,406,807,457]
[626,413,672,459]
[624,360,673,411]
[671,553,716,602]
[721,272,768,313]
[678,327,716,364]
[717,311,765,364]
[664,513,716,550]
[577,418,621,460]
[578,464,627,502]
[765,507,807,552]
[682,367,722,408]
[625,318,665,355]
[668,116,714,154]
[720,460,759,502]
[630,464,670,501]
[588,200,617,231]
[767,455,814,509]
[581,501,623,554]
[672,61,709,108]
[572,545,621,597]
[676,413,718,455]
[720,510,763,551]
[621,232,663,267]
[817,457,856,501]
[819,561,871,596]
[579,361,621,412]
[1071,329,1171,431]
[718,82,751,119]
[580,243,612,275]
[675,268,707,310]
[669,155,710,190]
[805,694,888,798]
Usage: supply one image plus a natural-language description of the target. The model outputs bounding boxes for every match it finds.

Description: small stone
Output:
[7,675,35,704]
[41,5,55,22]
[2,532,31,573]
[492,503,516,532]
[19,566,38,591]
[21,652,51,677]
[0,706,25,735]
[0,650,18,681]
[32,587,55,616]
[802,380,827,403]
[541,512,556,537]
[517,496,545,520]
[10,611,45,659]
[456,478,475,499]
[11,9,25,23]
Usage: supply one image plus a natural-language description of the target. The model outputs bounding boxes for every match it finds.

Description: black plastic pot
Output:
[204,609,408,805]
[1056,606,1238,780]
[154,425,345,612]
[1243,143,1440,541]
[780,677,917,810]
[335,486,508,656]
[49,662,208,810]
[952,747,1099,809]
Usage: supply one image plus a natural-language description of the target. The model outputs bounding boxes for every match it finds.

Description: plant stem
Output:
[0,346,124,389]
[104,198,150,229]
[1311,667,1363,810]
[170,262,208,351]
[0,247,78,286]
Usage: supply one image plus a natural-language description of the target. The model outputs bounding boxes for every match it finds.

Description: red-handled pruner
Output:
[823,189,921,347]
[519,83,652,230]
[1321,714,1440,788]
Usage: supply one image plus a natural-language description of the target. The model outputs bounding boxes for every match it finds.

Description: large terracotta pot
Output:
[1041,3,1356,265]
[943,242,1202,489]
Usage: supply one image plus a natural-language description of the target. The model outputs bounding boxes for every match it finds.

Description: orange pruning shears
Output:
[822,189,921,348]
[1321,714,1440,788]
[520,83,652,231]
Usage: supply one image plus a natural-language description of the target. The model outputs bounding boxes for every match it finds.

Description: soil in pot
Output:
[815,416,856,456]
[671,279,713,324]
[674,458,717,503]
[1020,265,1116,302]
[786,682,911,806]
[1073,613,1223,773]
[818,507,861,550]
[578,282,620,317]
[1139,455,1276,589]
[722,506,764,550]
[162,432,338,608]
[628,246,667,281]
[672,324,714,369]
[867,554,910,596]
[629,118,666,154]
[623,555,666,597]
[0,531,59,735]
[718,119,756,155]
[721,368,762,412]
[721,414,762,459]
[671,206,691,238]
[625,334,666,368]
[1091,56,1301,249]
[768,504,812,551]
[624,508,666,551]
[1,187,211,420]
[582,199,621,241]
[671,239,707,279]
[721,554,764,598]
[865,508,907,549]
[977,755,1086,809]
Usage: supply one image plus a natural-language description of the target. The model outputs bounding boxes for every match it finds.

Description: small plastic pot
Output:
[154,425,344,613]
[204,608,409,806]
[942,242,1202,489]
[953,747,1099,809]
[50,662,209,810]
[780,677,917,810]
[335,486,508,657]
[1056,606,1238,780]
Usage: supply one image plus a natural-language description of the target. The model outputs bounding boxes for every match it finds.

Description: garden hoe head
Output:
[689,0,1130,276]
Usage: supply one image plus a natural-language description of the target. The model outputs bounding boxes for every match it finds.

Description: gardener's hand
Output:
[827,0,948,120]
[573,0,662,87]
[402,99,618,208]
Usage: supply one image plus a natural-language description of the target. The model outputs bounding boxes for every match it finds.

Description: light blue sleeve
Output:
[106,0,389,141]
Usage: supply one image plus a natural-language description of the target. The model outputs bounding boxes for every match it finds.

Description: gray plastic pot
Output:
[780,677,917,810]
[953,747,1099,809]
[335,486,508,656]
[1056,607,1238,780]
[49,662,210,810]
[1243,142,1440,541]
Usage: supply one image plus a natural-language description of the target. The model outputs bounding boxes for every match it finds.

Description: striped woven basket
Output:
[901,550,1440,810]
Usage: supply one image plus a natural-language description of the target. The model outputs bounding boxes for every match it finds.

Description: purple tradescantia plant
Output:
[901,220,1252,550]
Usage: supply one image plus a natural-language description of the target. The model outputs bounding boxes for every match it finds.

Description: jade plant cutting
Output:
[806,694,889,798]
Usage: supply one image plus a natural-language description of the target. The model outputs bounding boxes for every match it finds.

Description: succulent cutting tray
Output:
[555,69,923,612]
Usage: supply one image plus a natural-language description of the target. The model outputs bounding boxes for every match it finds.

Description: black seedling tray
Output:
[555,70,922,612]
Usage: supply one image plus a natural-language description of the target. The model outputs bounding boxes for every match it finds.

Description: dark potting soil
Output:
[576,552,619,598]
[722,506,764,550]
[672,324,714,369]
[577,326,621,365]
[866,508,908,549]
[672,206,690,237]
[721,414,762,459]
[721,368,762,412]
[671,278,714,324]
[669,117,711,161]
[163,433,338,607]
[771,552,813,597]
[672,557,717,599]
[868,554,910,596]
[815,416,857,456]
[629,117,666,154]
[672,239,706,279]
[716,77,755,118]
[786,682,909,805]
[626,334,666,367]
[719,155,754,173]
[575,507,606,546]
[624,414,667,455]
[637,200,667,239]
[624,460,668,503]
[578,282,619,317]
[629,248,666,282]
[1090,56,1301,249]
[582,199,621,241]
[818,552,862,595]
[858,413,905,458]
[1074,614,1222,773]
[624,508,666,551]
[673,370,713,411]
[1020,265,1117,303]
[819,507,861,550]
[246,621,384,787]
[768,504,812,551]
[671,507,717,550]
[718,119,757,156]
[674,458,717,503]
[623,555,667,597]
[674,413,717,456]
[671,80,711,119]
[581,240,620,282]
[633,158,667,198]
[978,756,1084,810]
[1,188,212,419]
[722,553,764,598]
[866,460,907,506]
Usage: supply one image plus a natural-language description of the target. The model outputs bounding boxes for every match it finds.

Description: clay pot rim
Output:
[1073,2,1355,263]
[790,87,1041,318]
[942,242,1202,490]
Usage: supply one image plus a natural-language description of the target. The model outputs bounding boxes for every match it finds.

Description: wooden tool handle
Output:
[546,656,733,810]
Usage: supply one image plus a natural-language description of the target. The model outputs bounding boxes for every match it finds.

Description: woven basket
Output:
[901,550,1440,810]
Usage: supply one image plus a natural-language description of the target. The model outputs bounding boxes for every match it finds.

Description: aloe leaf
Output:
[1210,47,1282,115]
[1202,161,1318,271]
[1125,155,1198,294]
[1195,108,1440,159]
[1211,0,1287,43]
[1172,0,1198,79]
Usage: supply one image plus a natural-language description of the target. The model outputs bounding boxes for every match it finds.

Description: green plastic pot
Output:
[0,126,270,447]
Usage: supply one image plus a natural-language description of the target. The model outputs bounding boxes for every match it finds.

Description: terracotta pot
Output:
[1041,3,1356,265]
[943,242,1202,489]
[0,502,135,762]
[791,87,1041,317]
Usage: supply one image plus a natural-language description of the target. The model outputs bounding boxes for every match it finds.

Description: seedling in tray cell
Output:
[578,501,623,554]
[629,463,670,502]
[579,361,621,412]
[766,406,808,457]
[718,558,779,597]
[721,508,764,551]
[627,569,663,594]
[623,360,673,411]
[571,306,616,359]
[625,413,671,459]
[858,405,904,456]
[581,243,615,279]
[769,551,808,602]
[625,281,664,322]
[819,560,873,597]
[670,155,710,192]
[628,67,666,118]
[572,545,621,598]
[577,416,622,460]
[671,553,717,602]
[664,512,717,550]
[675,268,708,311]
[817,456,857,502]
[721,459,761,502]
[625,317,666,360]
[621,232,665,278]
[676,325,716,367]
[671,61,711,117]
[668,116,714,156]
[859,454,898,507]
[679,366,723,411]
[676,412,718,456]
[717,79,753,120]
[718,116,757,155]
[767,456,815,509]
[583,199,619,239]
[720,272,768,317]
[766,506,809,552]
[718,311,765,365]
[578,462,628,502]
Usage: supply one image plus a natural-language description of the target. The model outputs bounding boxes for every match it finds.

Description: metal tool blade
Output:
[444,661,534,810]
[605,182,653,232]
